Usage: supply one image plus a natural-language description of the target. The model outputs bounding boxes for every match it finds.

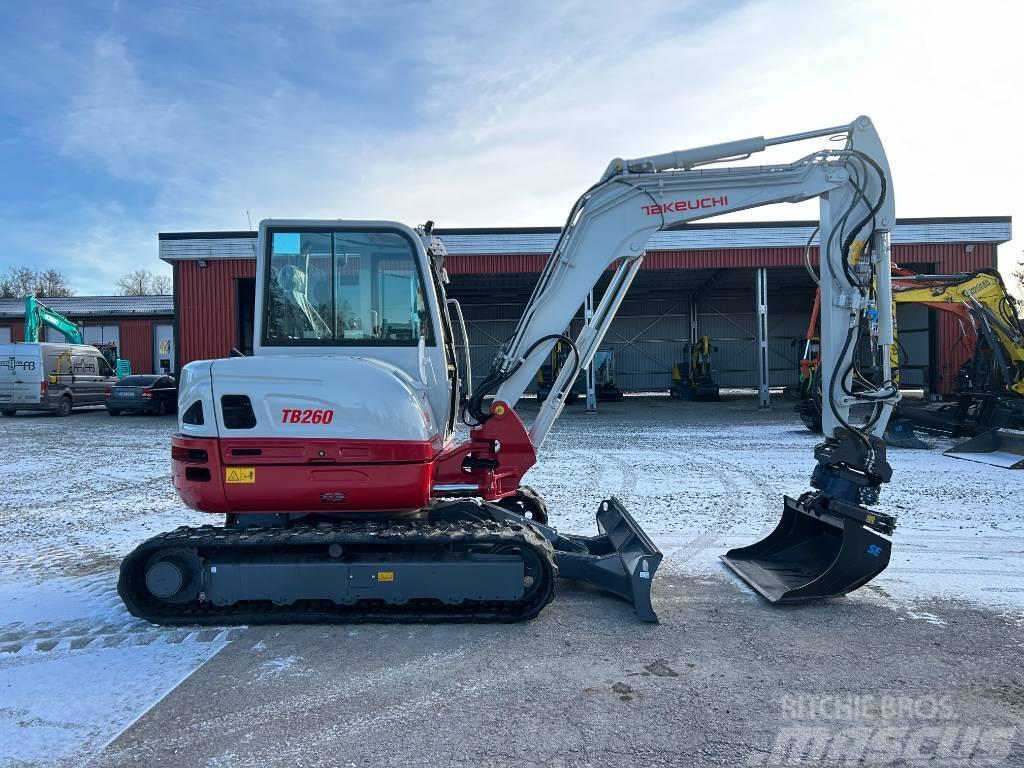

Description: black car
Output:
[106,375,177,416]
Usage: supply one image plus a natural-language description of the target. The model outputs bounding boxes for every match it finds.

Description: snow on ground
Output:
[0,410,232,768]
[524,394,1024,612]
[0,395,1021,765]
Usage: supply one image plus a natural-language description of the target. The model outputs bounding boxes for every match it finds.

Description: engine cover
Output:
[173,355,444,514]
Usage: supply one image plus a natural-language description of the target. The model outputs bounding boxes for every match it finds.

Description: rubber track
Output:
[118,519,556,625]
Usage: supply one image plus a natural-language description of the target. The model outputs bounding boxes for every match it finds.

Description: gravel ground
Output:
[1,397,1022,767]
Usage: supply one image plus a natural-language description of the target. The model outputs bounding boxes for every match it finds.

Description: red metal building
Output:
[0,296,175,375]
[159,217,1011,395]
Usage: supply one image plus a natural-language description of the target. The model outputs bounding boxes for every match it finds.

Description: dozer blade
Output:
[553,497,663,622]
[720,495,892,603]
[944,428,1024,469]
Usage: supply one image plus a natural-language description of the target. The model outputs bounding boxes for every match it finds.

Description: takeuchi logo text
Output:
[642,195,729,216]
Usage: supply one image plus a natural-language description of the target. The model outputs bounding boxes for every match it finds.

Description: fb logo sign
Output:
[867,544,883,557]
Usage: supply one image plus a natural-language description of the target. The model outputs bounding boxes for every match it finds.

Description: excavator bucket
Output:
[944,429,1024,469]
[883,417,929,449]
[720,495,893,603]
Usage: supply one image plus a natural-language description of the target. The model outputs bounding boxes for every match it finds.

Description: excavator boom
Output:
[24,296,85,344]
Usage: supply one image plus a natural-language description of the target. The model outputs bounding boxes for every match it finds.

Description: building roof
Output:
[0,295,174,320]
[158,216,1012,262]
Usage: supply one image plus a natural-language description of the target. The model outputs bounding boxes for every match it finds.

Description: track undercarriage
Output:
[118,496,662,625]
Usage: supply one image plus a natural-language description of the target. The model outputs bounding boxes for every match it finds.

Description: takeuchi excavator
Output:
[119,115,902,623]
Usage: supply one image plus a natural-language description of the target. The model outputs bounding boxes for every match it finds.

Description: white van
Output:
[0,342,120,417]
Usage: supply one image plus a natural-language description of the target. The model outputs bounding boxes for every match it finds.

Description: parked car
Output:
[106,375,177,416]
[1,342,120,417]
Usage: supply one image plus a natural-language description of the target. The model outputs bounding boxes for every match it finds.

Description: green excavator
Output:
[24,296,132,377]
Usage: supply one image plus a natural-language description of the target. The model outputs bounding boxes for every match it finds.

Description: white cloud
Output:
[10,0,1024,294]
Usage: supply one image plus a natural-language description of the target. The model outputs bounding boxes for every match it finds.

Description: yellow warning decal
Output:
[377,571,395,582]
[225,467,256,484]
[865,513,876,525]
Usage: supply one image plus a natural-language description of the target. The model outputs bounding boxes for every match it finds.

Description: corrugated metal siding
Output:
[645,248,808,270]
[178,259,256,365]
[119,319,155,375]
[896,243,996,272]
[599,297,692,390]
[461,296,695,391]
[437,220,1011,256]
[160,238,258,261]
[445,243,994,275]
[446,254,548,275]
[692,290,815,388]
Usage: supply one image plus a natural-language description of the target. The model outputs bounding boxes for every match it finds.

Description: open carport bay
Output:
[1,399,1022,767]
[452,266,934,394]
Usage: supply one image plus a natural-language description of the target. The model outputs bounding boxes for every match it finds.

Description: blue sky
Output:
[1,0,1021,295]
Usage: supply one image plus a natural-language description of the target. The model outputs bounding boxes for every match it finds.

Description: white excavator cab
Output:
[253,221,462,442]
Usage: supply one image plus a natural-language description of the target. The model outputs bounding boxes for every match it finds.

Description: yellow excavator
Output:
[891,269,1024,467]
[669,336,719,401]
[798,268,1024,465]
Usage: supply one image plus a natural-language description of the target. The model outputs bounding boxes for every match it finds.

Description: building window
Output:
[0,326,10,344]
[82,324,120,347]
[43,323,121,347]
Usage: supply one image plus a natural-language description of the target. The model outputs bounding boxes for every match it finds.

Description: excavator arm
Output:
[446,116,903,605]
[470,117,898,449]
[24,296,85,344]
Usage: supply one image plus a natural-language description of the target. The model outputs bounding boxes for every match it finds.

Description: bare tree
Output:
[0,266,75,298]
[35,269,75,298]
[151,273,172,294]
[0,267,37,298]
[116,269,172,296]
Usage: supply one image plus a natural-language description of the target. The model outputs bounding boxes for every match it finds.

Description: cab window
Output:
[263,229,433,346]
[97,356,114,376]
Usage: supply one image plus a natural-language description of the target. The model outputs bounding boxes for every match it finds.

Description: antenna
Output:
[246,210,256,256]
